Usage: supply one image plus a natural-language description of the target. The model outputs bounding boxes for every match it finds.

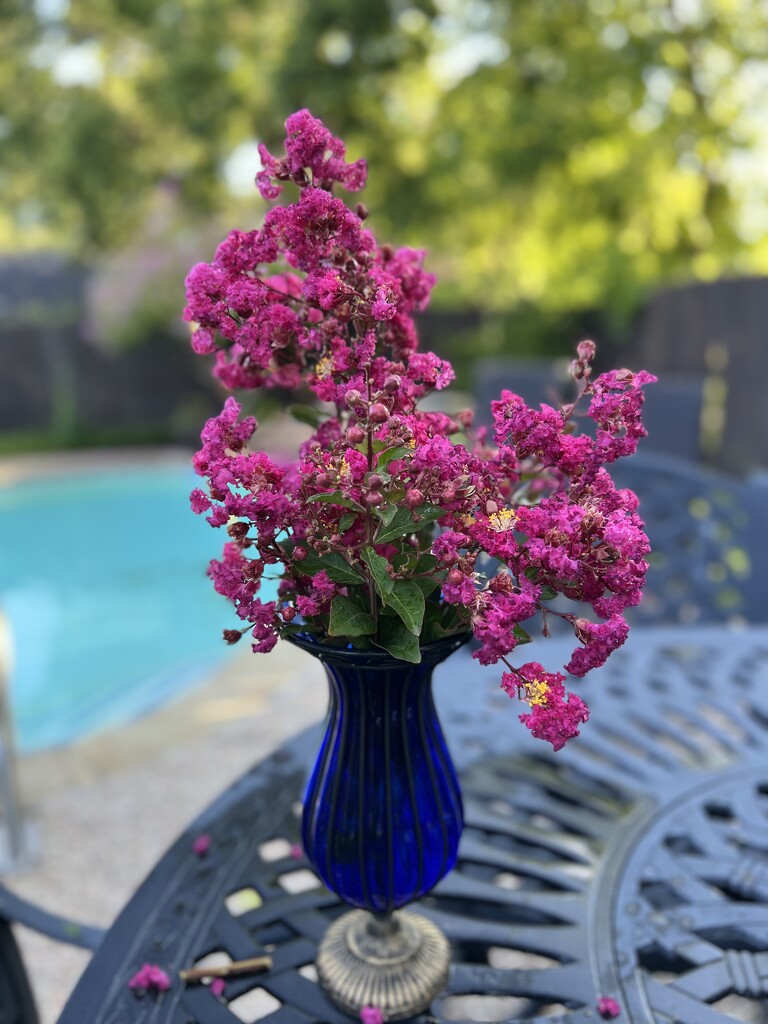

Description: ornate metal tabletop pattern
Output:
[58,626,768,1024]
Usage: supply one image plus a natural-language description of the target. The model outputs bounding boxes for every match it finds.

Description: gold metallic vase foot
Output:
[316,908,450,1019]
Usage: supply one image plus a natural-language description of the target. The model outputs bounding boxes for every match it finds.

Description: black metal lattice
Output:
[58,626,768,1024]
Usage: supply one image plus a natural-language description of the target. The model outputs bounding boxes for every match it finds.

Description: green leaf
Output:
[383,580,425,636]
[423,602,469,641]
[513,624,532,645]
[373,505,398,526]
[539,585,557,601]
[298,551,365,586]
[344,586,372,611]
[288,404,322,428]
[392,552,414,572]
[422,601,450,640]
[338,513,357,534]
[375,505,447,545]
[415,503,447,520]
[345,636,375,650]
[375,617,421,664]
[280,623,304,637]
[328,596,375,637]
[376,445,411,471]
[307,491,365,513]
[415,553,439,574]
[360,546,394,598]
[414,576,440,598]
[373,508,415,544]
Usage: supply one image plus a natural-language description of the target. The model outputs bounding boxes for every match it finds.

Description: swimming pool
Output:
[0,463,277,753]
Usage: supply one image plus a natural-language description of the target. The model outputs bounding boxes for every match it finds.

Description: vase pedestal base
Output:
[316,908,450,1019]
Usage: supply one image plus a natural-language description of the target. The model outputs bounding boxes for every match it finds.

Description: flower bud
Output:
[383,375,401,393]
[345,389,363,407]
[577,339,596,362]
[281,606,297,622]
[488,572,513,594]
[316,472,333,487]
[404,488,424,509]
[457,409,474,429]
[365,491,384,507]
[367,473,383,489]
[244,559,264,580]
[347,425,365,444]
[293,546,308,562]
[355,203,369,221]
[368,403,390,423]
[388,415,402,430]
[223,629,242,645]
[227,521,249,541]
[448,569,464,585]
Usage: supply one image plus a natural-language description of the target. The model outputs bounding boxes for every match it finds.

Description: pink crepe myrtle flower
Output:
[256,108,368,200]
[186,109,655,752]
[597,995,621,1018]
[360,1007,385,1024]
[502,664,590,752]
[192,834,211,857]
[566,615,630,677]
[128,963,171,993]
[371,286,397,320]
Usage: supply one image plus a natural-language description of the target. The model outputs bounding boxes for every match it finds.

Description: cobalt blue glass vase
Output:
[289,632,469,1019]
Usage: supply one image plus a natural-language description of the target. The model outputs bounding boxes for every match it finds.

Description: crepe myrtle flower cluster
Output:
[128,962,171,995]
[186,109,656,751]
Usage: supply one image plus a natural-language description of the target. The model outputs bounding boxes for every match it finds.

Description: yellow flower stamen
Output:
[488,508,517,532]
[316,356,333,379]
[523,678,550,707]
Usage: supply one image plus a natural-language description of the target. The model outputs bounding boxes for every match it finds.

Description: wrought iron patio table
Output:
[56,624,768,1024]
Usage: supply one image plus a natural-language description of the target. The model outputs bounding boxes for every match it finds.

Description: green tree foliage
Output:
[2,0,767,329]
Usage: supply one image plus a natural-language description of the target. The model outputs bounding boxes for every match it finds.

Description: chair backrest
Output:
[0,919,38,1023]
[629,276,768,474]
[474,358,705,463]
[473,358,567,427]
[636,375,704,462]
[609,453,768,625]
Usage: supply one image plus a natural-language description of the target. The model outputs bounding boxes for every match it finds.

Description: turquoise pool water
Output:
[0,464,275,753]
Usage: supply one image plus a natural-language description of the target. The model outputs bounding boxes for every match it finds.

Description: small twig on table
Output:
[180,955,273,983]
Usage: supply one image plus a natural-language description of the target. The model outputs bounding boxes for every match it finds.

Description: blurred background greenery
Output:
[1,0,767,465]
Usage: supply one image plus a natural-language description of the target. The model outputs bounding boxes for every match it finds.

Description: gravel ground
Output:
[8,641,326,1024]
